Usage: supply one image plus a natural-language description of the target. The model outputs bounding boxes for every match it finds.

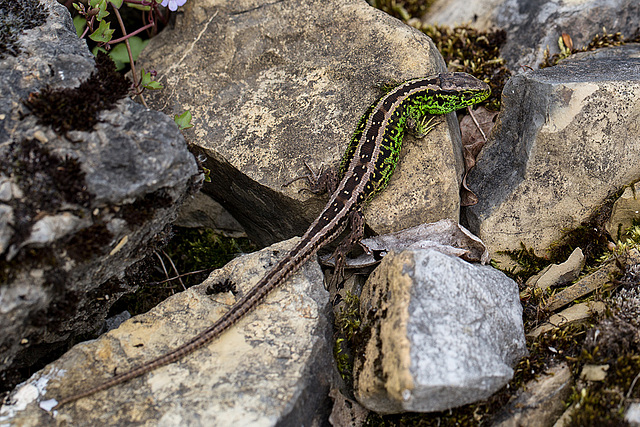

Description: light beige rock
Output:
[174,191,246,237]
[526,247,585,291]
[580,364,609,382]
[528,301,606,339]
[492,363,573,427]
[0,238,333,426]
[606,182,640,240]
[545,262,620,312]
[138,0,464,247]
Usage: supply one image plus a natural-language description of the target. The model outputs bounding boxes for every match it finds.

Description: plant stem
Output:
[112,5,148,107]
[108,22,154,44]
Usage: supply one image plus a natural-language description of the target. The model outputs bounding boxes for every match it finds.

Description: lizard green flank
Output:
[53,72,490,409]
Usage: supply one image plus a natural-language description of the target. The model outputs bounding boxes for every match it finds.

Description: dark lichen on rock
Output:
[0,0,48,59]
[23,51,130,134]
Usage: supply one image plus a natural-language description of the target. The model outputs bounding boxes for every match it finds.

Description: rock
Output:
[173,191,246,237]
[579,364,609,382]
[421,0,640,71]
[136,0,466,247]
[353,249,527,414]
[0,238,334,426]
[528,301,606,339]
[545,262,620,312]
[0,0,200,390]
[626,403,640,426]
[464,45,640,261]
[492,363,573,427]
[606,182,640,240]
[526,247,585,291]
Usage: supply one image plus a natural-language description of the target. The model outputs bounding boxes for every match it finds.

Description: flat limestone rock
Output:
[526,247,585,291]
[137,0,465,246]
[528,301,606,339]
[353,249,527,414]
[464,45,640,261]
[492,363,573,427]
[0,238,333,426]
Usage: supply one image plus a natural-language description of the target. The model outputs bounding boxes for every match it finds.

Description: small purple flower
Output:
[161,0,187,11]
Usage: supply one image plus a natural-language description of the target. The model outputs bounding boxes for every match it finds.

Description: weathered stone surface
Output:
[422,0,640,71]
[580,364,609,382]
[353,249,526,414]
[528,301,606,339]
[606,181,640,239]
[464,46,640,260]
[545,262,620,312]
[492,363,573,427]
[627,403,640,426]
[0,238,334,426]
[526,248,585,291]
[136,0,465,247]
[173,191,246,237]
[0,0,199,391]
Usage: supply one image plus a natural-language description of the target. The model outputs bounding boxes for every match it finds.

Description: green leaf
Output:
[72,2,82,10]
[107,38,149,70]
[95,0,109,21]
[108,0,123,8]
[91,46,108,57]
[145,81,163,90]
[107,43,127,70]
[174,110,193,130]
[72,15,86,37]
[140,69,164,90]
[89,0,100,7]
[89,19,114,43]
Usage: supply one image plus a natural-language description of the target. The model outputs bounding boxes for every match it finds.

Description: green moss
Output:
[541,29,640,69]
[367,0,434,22]
[498,243,552,284]
[334,291,362,385]
[0,0,47,59]
[23,51,130,134]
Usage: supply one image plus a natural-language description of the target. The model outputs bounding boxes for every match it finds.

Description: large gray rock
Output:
[0,0,199,391]
[422,0,640,71]
[464,45,640,260]
[0,238,333,426]
[137,0,466,247]
[353,249,527,413]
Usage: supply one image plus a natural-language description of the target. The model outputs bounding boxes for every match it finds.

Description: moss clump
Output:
[0,0,47,59]
[23,51,130,134]
[541,28,640,68]
[334,291,362,386]
[367,0,434,21]
[0,138,93,256]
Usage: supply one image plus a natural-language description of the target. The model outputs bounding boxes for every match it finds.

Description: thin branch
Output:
[147,268,213,286]
[467,106,487,141]
[162,250,186,291]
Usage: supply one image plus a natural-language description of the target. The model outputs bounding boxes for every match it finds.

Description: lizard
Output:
[52,71,490,409]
